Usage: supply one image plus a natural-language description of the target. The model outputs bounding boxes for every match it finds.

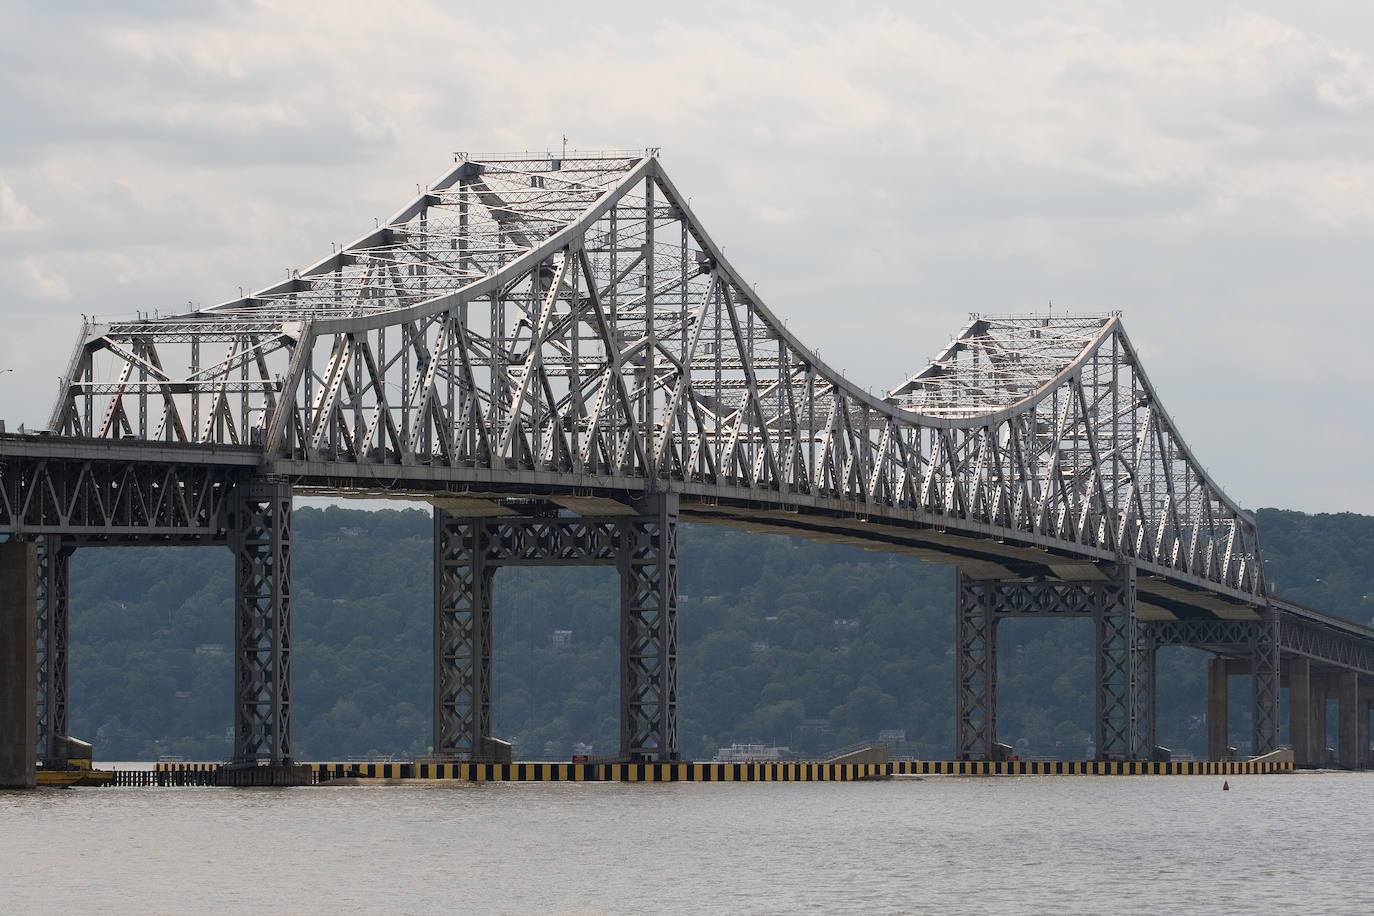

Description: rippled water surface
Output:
[4,771,1373,914]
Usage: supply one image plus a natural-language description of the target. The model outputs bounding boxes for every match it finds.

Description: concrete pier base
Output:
[1312,683,1328,764]
[1359,691,1372,770]
[1,542,37,789]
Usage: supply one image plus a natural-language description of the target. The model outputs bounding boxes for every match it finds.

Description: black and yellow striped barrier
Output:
[151,758,1292,784]
[307,761,890,782]
[889,759,1292,776]
[156,762,220,773]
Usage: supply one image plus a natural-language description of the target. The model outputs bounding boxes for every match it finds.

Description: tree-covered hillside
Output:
[64,505,1374,762]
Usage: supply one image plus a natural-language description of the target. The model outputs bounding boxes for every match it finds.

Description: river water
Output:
[3,771,1372,914]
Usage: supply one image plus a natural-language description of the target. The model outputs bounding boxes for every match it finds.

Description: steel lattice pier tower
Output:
[35,535,72,765]
[957,565,1155,761]
[434,492,680,762]
[228,479,293,765]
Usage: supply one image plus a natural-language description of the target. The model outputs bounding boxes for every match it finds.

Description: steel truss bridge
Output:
[2,150,1371,770]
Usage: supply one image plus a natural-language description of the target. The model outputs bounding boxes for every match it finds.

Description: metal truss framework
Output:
[5,147,1374,766]
[957,566,1151,761]
[35,535,71,764]
[1251,607,1280,754]
[1147,609,1367,756]
[51,152,1263,603]
[0,448,247,542]
[229,479,293,764]
[434,493,679,762]
[1279,614,1374,677]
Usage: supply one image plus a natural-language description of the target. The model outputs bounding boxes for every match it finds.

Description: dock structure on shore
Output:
[85,757,1295,787]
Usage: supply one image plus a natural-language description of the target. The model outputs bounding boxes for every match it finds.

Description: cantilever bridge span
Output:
[2,150,1371,775]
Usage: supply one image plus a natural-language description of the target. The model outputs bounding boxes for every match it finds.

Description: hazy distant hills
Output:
[66,506,1374,762]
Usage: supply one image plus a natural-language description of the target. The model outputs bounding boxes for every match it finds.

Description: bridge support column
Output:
[433,510,494,760]
[954,572,997,761]
[35,536,72,766]
[229,479,293,766]
[1312,681,1328,765]
[1288,658,1315,766]
[956,566,1149,761]
[1250,609,1280,756]
[1207,657,1230,761]
[1337,671,1359,769]
[1093,564,1146,760]
[618,492,679,762]
[0,541,37,788]
[1360,688,1372,770]
[1132,611,1156,758]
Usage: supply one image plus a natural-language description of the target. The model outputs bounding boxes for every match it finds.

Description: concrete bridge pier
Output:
[1359,683,1373,770]
[1337,671,1360,769]
[228,479,293,766]
[1,541,37,788]
[1288,658,1316,766]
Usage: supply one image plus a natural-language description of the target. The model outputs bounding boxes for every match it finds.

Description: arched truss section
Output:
[49,151,1264,600]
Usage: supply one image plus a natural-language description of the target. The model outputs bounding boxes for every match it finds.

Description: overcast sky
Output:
[2,1,1372,514]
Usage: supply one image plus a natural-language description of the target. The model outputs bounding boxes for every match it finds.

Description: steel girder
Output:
[958,567,1152,760]
[229,479,292,765]
[48,152,1261,603]
[35,535,71,764]
[433,495,679,762]
[1149,611,1374,677]
[1280,616,1374,677]
[0,448,244,543]
[1147,618,1254,648]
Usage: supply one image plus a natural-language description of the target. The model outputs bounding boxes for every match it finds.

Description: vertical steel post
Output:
[1093,564,1139,760]
[35,535,72,765]
[1250,607,1280,755]
[230,478,293,765]
[618,491,679,761]
[433,509,493,760]
[955,572,997,760]
[1132,620,1157,758]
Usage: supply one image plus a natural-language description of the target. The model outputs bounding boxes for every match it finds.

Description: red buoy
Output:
[1222,780,1230,790]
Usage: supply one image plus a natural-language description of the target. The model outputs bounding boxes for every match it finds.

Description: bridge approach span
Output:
[1,150,1370,773]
